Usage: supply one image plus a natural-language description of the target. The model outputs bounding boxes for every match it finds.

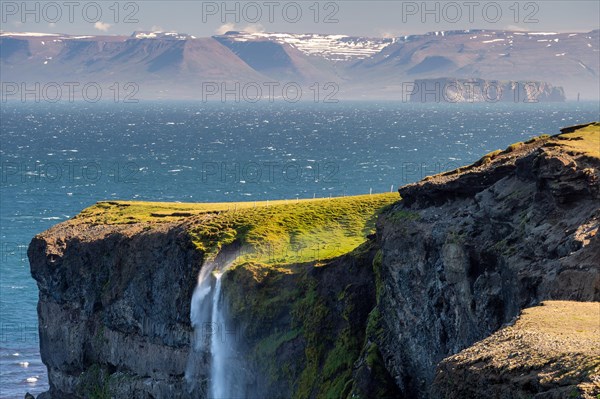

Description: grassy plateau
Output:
[74,193,399,266]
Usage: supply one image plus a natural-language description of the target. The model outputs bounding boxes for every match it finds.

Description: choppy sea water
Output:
[1,101,598,398]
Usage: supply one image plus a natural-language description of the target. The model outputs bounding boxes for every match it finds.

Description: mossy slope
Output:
[222,242,400,399]
[75,193,398,265]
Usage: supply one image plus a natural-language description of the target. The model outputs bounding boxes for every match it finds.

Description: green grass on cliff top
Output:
[72,123,598,266]
[75,193,399,265]
[552,122,600,158]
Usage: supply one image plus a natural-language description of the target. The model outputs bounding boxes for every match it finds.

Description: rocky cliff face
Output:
[375,125,599,397]
[220,243,400,399]
[432,300,600,398]
[28,222,204,398]
[408,78,565,102]
[29,124,599,398]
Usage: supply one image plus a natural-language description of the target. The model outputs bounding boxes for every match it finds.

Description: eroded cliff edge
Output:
[373,123,600,398]
[28,222,204,398]
[28,123,600,398]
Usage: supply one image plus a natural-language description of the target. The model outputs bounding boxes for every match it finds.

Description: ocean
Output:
[0,101,598,398]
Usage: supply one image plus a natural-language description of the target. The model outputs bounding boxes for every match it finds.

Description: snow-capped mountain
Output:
[348,29,599,99]
[0,29,598,99]
[131,31,197,40]
[215,31,396,61]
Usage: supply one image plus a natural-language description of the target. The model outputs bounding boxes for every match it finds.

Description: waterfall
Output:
[210,273,226,399]
[186,259,245,399]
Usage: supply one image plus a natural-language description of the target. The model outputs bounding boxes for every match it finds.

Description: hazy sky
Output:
[1,0,599,37]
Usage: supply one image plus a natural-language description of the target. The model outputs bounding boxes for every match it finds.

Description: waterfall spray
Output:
[210,273,226,399]
[186,257,245,399]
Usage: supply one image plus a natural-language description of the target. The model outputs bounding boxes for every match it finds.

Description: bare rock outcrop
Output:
[28,222,203,398]
[375,132,599,397]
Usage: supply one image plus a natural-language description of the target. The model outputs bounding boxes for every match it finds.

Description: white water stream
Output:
[210,272,227,399]
[186,260,243,398]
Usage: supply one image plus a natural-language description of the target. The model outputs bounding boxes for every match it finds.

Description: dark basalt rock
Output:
[29,223,204,398]
[29,127,599,398]
[376,134,599,398]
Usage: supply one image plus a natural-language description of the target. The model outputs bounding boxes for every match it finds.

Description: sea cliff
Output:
[29,123,600,398]
[408,78,566,102]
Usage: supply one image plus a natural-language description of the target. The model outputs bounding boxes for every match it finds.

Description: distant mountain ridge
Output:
[216,31,396,61]
[1,29,598,100]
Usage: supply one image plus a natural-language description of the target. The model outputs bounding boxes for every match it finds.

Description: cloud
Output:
[215,23,265,35]
[505,25,530,32]
[94,21,111,32]
[378,29,405,38]
[151,25,164,32]
[243,24,265,34]
[216,23,236,35]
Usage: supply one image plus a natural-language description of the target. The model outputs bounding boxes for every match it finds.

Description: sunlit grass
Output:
[74,193,399,266]
[187,193,398,265]
[553,122,600,158]
[75,197,335,224]
[72,123,599,267]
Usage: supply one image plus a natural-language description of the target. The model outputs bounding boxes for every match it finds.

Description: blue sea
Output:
[0,101,598,398]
